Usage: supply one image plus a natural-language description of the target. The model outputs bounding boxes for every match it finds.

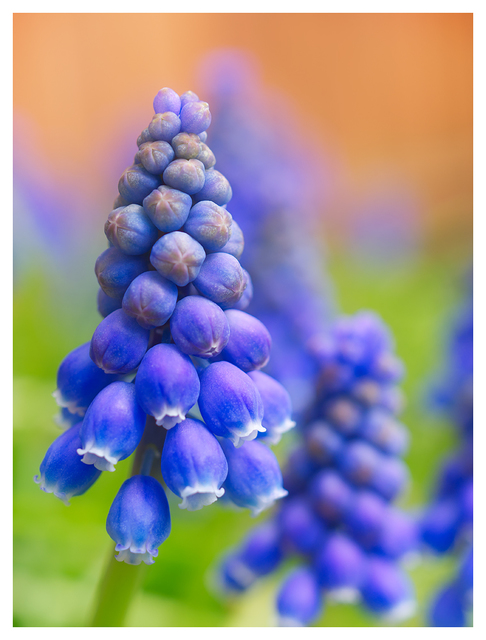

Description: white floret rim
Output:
[114,542,158,565]
[153,405,186,429]
[34,474,72,506]
[249,486,289,517]
[278,616,305,627]
[326,587,360,604]
[228,420,266,448]
[52,389,86,417]
[261,417,296,445]
[382,599,417,624]
[77,444,119,472]
[178,485,225,511]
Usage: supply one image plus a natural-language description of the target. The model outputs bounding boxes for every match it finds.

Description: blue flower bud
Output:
[106,475,171,565]
[34,423,101,505]
[193,253,246,309]
[193,169,232,206]
[53,342,119,416]
[90,309,150,374]
[359,409,409,456]
[135,343,200,428]
[220,310,271,372]
[137,140,175,175]
[304,421,344,465]
[162,159,205,195]
[429,584,466,627]
[153,87,181,115]
[199,362,265,446]
[309,469,352,524]
[54,407,83,430]
[370,455,409,500]
[343,490,387,549]
[361,557,415,621]
[278,496,326,555]
[118,164,161,205]
[337,440,380,486]
[143,185,192,232]
[104,204,158,256]
[198,131,208,143]
[218,219,244,259]
[236,521,284,576]
[170,295,230,358]
[322,397,361,435]
[282,445,319,495]
[221,438,287,515]
[180,100,211,134]
[150,231,206,287]
[232,269,253,310]
[148,112,181,142]
[78,381,146,471]
[122,271,178,329]
[183,201,232,252]
[180,90,199,110]
[97,287,122,318]
[197,143,216,169]
[276,567,323,627]
[137,128,153,146]
[248,371,295,444]
[161,418,228,510]
[314,533,366,598]
[95,247,149,300]
[171,132,202,159]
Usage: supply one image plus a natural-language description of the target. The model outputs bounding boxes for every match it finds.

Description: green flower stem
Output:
[90,417,167,626]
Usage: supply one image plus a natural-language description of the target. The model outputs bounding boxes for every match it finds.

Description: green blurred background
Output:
[13,13,472,627]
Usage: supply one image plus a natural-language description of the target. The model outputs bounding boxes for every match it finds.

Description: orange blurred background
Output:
[13,13,472,254]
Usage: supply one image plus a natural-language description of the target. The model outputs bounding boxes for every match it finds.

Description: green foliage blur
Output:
[13,250,465,627]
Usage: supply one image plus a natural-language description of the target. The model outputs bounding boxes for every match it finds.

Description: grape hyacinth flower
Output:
[35,87,293,576]
[420,280,473,626]
[215,312,418,626]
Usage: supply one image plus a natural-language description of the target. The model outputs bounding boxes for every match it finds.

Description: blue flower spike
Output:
[78,381,146,472]
[106,475,171,565]
[161,418,228,510]
[37,84,295,581]
[35,423,102,505]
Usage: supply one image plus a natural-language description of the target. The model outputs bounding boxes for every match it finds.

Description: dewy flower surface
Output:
[35,86,292,566]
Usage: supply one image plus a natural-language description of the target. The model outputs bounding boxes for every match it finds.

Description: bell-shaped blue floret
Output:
[193,253,246,309]
[220,310,272,372]
[122,271,178,329]
[359,409,409,456]
[170,295,230,358]
[161,418,228,510]
[337,440,380,487]
[183,201,232,252]
[54,407,83,430]
[95,247,149,300]
[118,164,161,205]
[276,567,323,627]
[104,204,158,256]
[429,584,466,627]
[373,506,419,560]
[135,343,200,429]
[370,455,409,501]
[90,309,150,374]
[221,439,287,515]
[249,371,295,444]
[314,533,365,602]
[343,490,387,549]
[34,423,101,505]
[78,381,146,471]
[106,475,171,565]
[278,496,326,555]
[199,362,265,447]
[150,231,206,287]
[143,185,192,232]
[53,342,119,416]
[360,557,416,622]
[420,498,462,553]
